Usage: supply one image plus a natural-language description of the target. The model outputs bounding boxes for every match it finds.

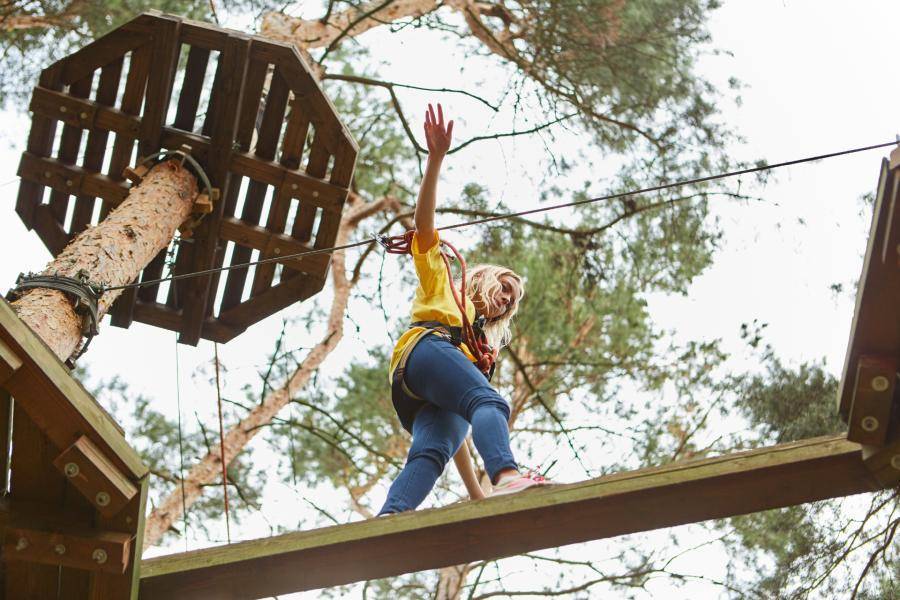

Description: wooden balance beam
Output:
[139,434,877,599]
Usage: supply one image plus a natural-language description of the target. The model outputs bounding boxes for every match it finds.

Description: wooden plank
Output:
[218,273,324,331]
[313,142,356,251]
[140,435,876,599]
[71,58,125,233]
[53,435,138,518]
[4,525,132,575]
[131,302,239,343]
[18,152,130,206]
[218,217,330,274]
[172,45,211,133]
[16,68,62,228]
[180,33,250,346]
[220,68,290,311]
[838,160,900,419]
[137,14,181,157]
[107,42,152,330]
[0,299,147,479]
[32,204,70,256]
[0,338,23,386]
[251,90,311,295]
[47,73,93,228]
[292,129,331,243]
[58,28,148,86]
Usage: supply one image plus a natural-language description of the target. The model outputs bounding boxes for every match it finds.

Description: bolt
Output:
[273,247,281,255]
[63,462,80,478]
[43,171,51,179]
[312,190,319,198]
[872,375,890,392]
[54,544,66,555]
[65,179,74,188]
[92,548,107,565]
[15,537,27,551]
[861,416,880,432]
[95,491,110,507]
[291,183,298,191]
[891,455,900,471]
[125,516,133,525]
[80,112,88,120]
[59,106,67,113]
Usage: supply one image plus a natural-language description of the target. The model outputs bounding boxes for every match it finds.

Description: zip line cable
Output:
[100,139,898,294]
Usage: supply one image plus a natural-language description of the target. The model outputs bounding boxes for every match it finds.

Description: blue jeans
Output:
[379,334,518,514]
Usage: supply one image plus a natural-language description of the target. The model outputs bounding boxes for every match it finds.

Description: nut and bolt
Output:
[273,247,281,255]
[312,190,319,198]
[64,462,80,478]
[92,549,108,565]
[891,455,900,471]
[54,544,66,555]
[872,375,890,392]
[59,106,67,113]
[15,537,28,551]
[95,491,110,507]
[291,183,298,191]
[861,416,880,432]
[79,112,88,120]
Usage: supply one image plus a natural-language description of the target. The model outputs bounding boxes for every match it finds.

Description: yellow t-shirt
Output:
[389,231,477,381]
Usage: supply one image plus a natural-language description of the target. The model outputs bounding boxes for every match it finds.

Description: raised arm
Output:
[415,103,453,249]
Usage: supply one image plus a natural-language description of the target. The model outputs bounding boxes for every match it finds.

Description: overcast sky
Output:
[1,1,898,597]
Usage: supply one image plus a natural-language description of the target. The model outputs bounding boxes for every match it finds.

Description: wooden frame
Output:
[15,11,359,346]
[0,299,149,598]
[139,436,875,599]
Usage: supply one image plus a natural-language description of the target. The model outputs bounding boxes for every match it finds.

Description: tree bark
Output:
[11,160,197,361]
[143,194,397,549]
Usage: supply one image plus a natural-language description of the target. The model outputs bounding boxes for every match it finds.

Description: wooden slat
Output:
[140,435,876,599]
[17,69,63,228]
[131,302,239,343]
[251,90,311,295]
[137,14,181,157]
[53,435,138,518]
[18,153,130,206]
[4,525,132,574]
[219,218,330,274]
[58,28,148,86]
[71,58,125,233]
[218,272,324,331]
[0,299,147,479]
[313,142,356,252]
[292,129,331,244]
[47,73,93,228]
[838,160,900,420]
[90,477,149,600]
[172,45,211,133]
[107,42,152,329]
[179,33,250,346]
[220,67,290,311]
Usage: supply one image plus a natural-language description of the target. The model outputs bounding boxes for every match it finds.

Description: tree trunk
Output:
[143,194,397,549]
[11,160,196,361]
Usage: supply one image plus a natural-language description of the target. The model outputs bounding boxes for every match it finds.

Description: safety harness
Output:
[378,231,497,431]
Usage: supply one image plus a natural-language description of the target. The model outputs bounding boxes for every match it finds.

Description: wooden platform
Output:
[0,299,149,598]
[15,11,358,346]
[139,435,874,599]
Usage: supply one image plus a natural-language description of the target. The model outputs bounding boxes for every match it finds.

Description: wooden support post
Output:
[140,435,877,600]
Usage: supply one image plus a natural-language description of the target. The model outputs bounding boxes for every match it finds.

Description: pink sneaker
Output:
[491,470,554,496]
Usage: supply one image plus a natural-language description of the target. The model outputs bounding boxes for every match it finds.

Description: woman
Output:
[378,103,551,516]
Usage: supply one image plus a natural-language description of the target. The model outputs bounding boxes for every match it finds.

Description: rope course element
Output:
[6,272,103,367]
[79,139,900,294]
[213,343,232,544]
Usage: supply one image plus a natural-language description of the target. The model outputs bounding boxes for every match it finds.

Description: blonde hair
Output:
[458,264,525,350]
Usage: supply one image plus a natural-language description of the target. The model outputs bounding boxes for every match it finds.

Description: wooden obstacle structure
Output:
[134,153,900,598]
[15,11,358,346]
[0,298,149,597]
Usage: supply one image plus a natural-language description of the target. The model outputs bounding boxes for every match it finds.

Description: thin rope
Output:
[174,335,189,552]
[101,139,898,293]
[213,342,232,544]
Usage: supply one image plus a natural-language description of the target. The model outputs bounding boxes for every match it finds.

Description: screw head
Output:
[92,548,108,564]
[312,190,320,198]
[64,462,80,478]
[861,416,880,432]
[273,247,281,255]
[291,183,298,191]
[80,112,88,120]
[15,537,27,551]
[872,376,890,392]
[54,544,66,555]
[59,106,67,113]
[65,179,74,188]
[43,171,51,179]
[891,455,900,471]
[95,491,110,507]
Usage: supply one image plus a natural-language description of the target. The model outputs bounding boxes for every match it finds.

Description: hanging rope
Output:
[213,342,232,543]
[379,231,495,376]
[94,138,898,294]
[174,336,189,552]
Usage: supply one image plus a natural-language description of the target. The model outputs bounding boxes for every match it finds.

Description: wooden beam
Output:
[140,435,877,600]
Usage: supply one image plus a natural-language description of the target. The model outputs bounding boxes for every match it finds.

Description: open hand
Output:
[424,103,453,157]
